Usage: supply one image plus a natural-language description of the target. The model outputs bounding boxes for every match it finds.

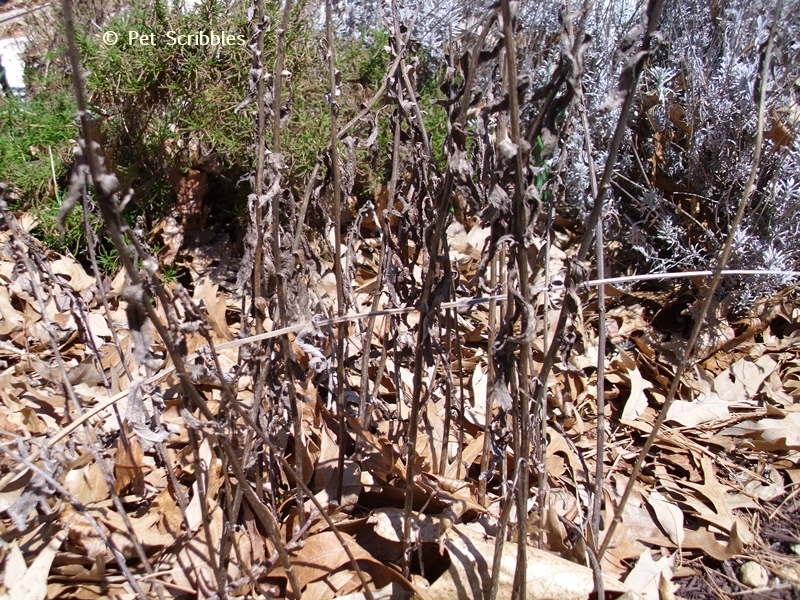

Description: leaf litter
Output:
[2,189,799,599]
[2,7,800,600]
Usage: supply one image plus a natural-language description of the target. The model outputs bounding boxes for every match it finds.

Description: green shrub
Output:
[0,92,76,206]
[2,1,449,271]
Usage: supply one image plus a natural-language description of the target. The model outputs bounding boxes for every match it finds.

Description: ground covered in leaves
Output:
[1,202,799,599]
[3,0,800,598]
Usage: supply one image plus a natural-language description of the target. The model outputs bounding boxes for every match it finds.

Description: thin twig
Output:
[533,0,666,502]
[402,5,498,578]
[253,0,266,336]
[324,0,349,507]
[500,1,532,595]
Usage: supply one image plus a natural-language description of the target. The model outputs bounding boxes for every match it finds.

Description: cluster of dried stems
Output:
[0,0,786,597]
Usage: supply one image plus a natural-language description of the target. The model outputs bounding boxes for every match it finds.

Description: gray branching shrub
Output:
[599,0,799,303]
[459,0,800,304]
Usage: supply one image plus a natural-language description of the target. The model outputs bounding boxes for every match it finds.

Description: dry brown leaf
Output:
[619,359,653,421]
[666,368,729,427]
[63,463,110,505]
[622,550,675,600]
[0,286,24,335]
[367,508,440,545]
[193,277,233,341]
[660,457,755,543]
[51,256,95,293]
[113,434,145,496]
[720,412,800,450]
[445,433,484,480]
[647,490,684,547]
[314,424,362,507]
[0,530,65,600]
[287,530,427,598]
[428,524,630,600]
[681,522,744,561]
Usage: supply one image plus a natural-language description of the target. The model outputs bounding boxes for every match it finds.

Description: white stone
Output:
[739,561,769,588]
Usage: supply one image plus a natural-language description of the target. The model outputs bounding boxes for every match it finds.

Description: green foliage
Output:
[0,91,102,258]
[0,92,75,206]
[418,79,448,168]
[78,0,275,213]
[159,262,185,285]
[2,2,450,274]
[95,244,121,275]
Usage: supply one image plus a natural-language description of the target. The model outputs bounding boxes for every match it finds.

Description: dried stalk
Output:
[499,1,533,595]
[598,0,782,560]
[226,395,377,600]
[402,7,498,577]
[324,0,349,506]
[576,77,605,597]
[391,2,431,160]
[253,0,266,335]
[358,115,401,427]
[478,253,499,506]
[61,0,303,593]
[269,0,305,525]
[0,200,155,599]
[533,0,665,498]
[487,458,525,600]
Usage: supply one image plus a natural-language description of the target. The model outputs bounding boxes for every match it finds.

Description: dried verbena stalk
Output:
[324,0,349,507]
[0,193,155,598]
[498,1,533,597]
[533,0,666,505]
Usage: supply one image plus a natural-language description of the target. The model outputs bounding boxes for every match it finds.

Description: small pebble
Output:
[739,561,769,588]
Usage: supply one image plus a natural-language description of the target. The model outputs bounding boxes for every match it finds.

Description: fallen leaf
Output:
[665,397,730,427]
[193,277,233,341]
[681,522,743,561]
[731,355,778,397]
[720,412,800,450]
[51,256,95,293]
[0,286,24,335]
[660,457,755,543]
[622,550,675,600]
[286,530,426,598]
[621,363,653,421]
[647,490,684,547]
[113,434,145,496]
[428,524,629,599]
[367,508,440,545]
[744,467,784,501]
[0,529,65,600]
